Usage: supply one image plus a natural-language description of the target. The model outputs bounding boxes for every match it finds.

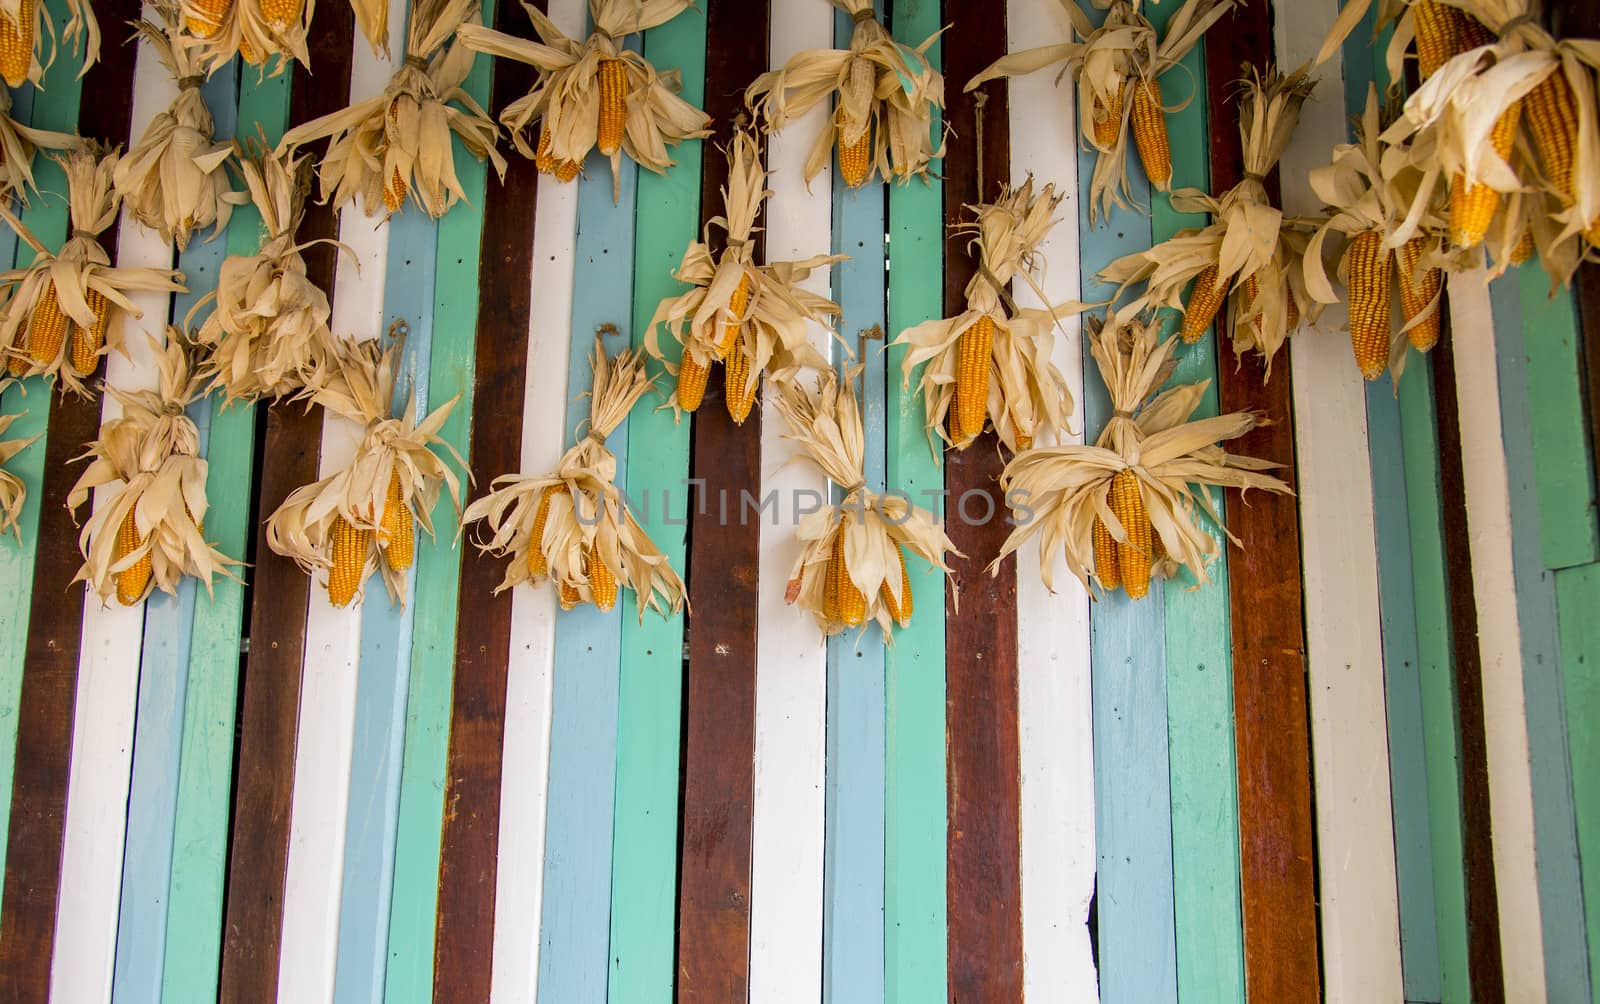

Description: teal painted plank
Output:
[1555,562,1600,1004]
[383,7,496,994]
[608,10,705,1000]
[1494,272,1593,1003]
[0,83,34,281]
[537,148,637,1003]
[883,1,946,1000]
[1520,266,1599,570]
[823,3,887,985]
[112,60,240,1004]
[160,65,293,1003]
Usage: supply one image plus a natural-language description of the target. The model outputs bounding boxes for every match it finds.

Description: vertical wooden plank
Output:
[1521,269,1599,571]
[675,0,769,998]
[1554,561,1600,1003]
[607,8,705,999]
[218,7,356,999]
[1202,6,1320,1001]
[883,2,948,999]
[939,2,1024,1000]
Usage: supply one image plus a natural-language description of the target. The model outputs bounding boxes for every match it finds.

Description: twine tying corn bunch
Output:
[266,332,465,609]
[179,0,314,75]
[896,177,1083,453]
[0,0,97,88]
[646,129,842,423]
[114,14,237,252]
[995,315,1291,599]
[67,333,240,606]
[0,85,76,206]
[0,411,38,542]
[773,368,956,640]
[1098,65,1320,376]
[459,0,709,202]
[280,0,505,218]
[967,0,1237,223]
[191,143,338,403]
[745,0,944,189]
[0,144,186,396]
[462,338,687,619]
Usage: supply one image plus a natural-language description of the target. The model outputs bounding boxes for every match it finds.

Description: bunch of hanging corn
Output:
[178,0,314,74]
[114,15,236,252]
[967,0,1237,223]
[645,129,842,424]
[459,0,709,201]
[462,338,687,618]
[0,144,186,396]
[66,333,240,605]
[0,411,38,541]
[773,368,956,639]
[192,143,338,403]
[0,85,77,205]
[745,0,944,189]
[1097,65,1320,376]
[896,177,1083,453]
[266,331,465,608]
[994,314,1292,599]
[0,0,98,88]
[279,0,505,219]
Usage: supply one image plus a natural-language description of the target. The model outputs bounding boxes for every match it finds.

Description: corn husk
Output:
[744,0,944,187]
[994,313,1291,596]
[644,129,842,418]
[67,332,241,604]
[895,177,1085,453]
[278,0,505,218]
[0,0,98,86]
[774,368,957,640]
[266,333,466,607]
[458,0,709,200]
[1097,65,1320,375]
[350,0,390,56]
[190,143,339,403]
[0,144,187,397]
[0,411,39,541]
[461,338,687,619]
[114,16,237,251]
[966,0,1236,221]
[178,0,315,76]
[0,86,77,204]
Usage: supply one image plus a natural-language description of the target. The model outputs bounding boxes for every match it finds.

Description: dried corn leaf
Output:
[0,411,38,540]
[0,85,77,204]
[0,0,98,86]
[351,0,390,56]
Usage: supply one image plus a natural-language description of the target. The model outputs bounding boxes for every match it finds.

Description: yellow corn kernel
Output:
[1412,0,1462,80]
[68,287,108,376]
[27,279,66,365]
[238,33,261,64]
[6,345,27,376]
[1109,468,1151,600]
[597,58,628,157]
[259,0,304,32]
[951,315,994,450]
[114,504,152,606]
[1092,81,1126,148]
[555,159,580,183]
[583,545,617,613]
[1093,515,1121,592]
[717,271,751,357]
[724,345,755,425]
[380,470,413,571]
[676,352,710,412]
[535,120,558,173]
[1348,229,1393,380]
[1525,67,1577,204]
[879,545,913,628]
[1181,265,1225,343]
[1458,11,1496,50]
[1130,78,1171,190]
[0,0,33,89]
[328,514,369,608]
[1286,291,1300,330]
[1449,101,1523,249]
[1510,227,1535,265]
[384,166,406,213]
[1397,236,1442,351]
[186,0,232,38]
[838,123,873,188]
[559,579,581,610]
[527,483,560,578]
[826,528,866,627]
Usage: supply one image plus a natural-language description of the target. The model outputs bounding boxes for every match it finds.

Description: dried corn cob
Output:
[1510,228,1535,265]
[381,470,414,571]
[597,58,628,157]
[1131,78,1172,190]
[329,515,369,607]
[186,0,231,38]
[1109,468,1151,599]
[27,280,66,365]
[68,288,109,376]
[1525,67,1577,204]
[1093,82,1126,147]
[1181,264,1225,343]
[1412,0,1463,80]
[559,579,581,610]
[585,545,618,612]
[826,527,867,627]
[1397,236,1442,351]
[724,344,755,424]
[384,167,406,213]
[1093,516,1121,592]
[260,0,305,32]
[0,0,33,89]
[952,316,994,448]
[527,483,560,577]
[1449,101,1522,248]
[1348,229,1393,380]
[676,354,710,413]
[718,272,751,356]
[879,546,913,628]
[535,121,558,173]
[114,505,152,605]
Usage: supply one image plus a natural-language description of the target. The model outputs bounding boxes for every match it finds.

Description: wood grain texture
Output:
[218,10,356,1001]
[0,7,137,994]
[1553,561,1600,1004]
[1202,6,1320,1001]
[432,7,542,993]
[675,1,769,998]
[939,2,1024,1000]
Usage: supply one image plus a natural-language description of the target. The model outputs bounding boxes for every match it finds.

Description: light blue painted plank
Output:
[537,147,638,1003]
[1491,270,1592,1004]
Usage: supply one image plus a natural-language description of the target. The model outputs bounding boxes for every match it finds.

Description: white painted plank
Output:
[748,1,833,999]
[489,0,585,993]
[275,22,397,1002]
[1446,270,1546,1002]
[1273,4,1403,1000]
[50,21,176,1002]
[1004,1,1097,1000]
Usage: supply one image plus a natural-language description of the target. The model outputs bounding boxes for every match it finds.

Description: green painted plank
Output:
[384,3,497,996]
[1520,266,1599,571]
[1556,561,1600,1004]
[607,10,704,1002]
[884,2,946,1001]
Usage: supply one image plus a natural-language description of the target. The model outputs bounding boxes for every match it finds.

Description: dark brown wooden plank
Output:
[429,0,543,994]
[674,1,769,998]
[0,4,141,996]
[1430,309,1507,1003]
[1202,7,1321,1002]
[217,9,356,1001]
[938,2,1024,1000]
